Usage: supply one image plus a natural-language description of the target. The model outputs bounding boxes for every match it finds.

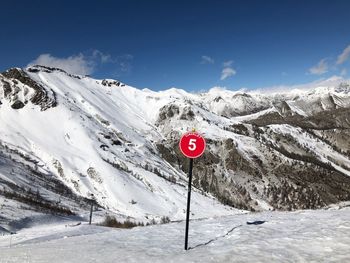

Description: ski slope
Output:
[1,206,350,262]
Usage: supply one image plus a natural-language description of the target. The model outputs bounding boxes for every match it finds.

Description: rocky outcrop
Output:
[1,68,57,111]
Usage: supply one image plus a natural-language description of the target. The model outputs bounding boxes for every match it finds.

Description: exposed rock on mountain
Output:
[1,65,350,228]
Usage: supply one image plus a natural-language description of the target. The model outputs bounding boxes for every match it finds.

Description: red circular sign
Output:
[179,132,206,159]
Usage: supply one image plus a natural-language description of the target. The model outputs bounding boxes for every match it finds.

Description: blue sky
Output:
[1,0,350,91]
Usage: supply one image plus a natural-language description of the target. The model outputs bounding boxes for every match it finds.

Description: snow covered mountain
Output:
[1,65,350,230]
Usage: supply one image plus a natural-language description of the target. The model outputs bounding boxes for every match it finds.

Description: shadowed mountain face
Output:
[0,65,350,225]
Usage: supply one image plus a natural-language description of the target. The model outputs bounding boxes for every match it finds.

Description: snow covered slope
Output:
[1,65,350,229]
[0,66,238,228]
[1,206,350,262]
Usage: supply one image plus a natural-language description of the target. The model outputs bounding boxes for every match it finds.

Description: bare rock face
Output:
[179,106,195,121]
[1,68,57,111]
[273,101,293,116]
[11,100,25,109]
[101,79,124,87]
[157,104,180,123]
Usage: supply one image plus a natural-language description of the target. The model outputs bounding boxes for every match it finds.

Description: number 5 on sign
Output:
[188,139,196,151]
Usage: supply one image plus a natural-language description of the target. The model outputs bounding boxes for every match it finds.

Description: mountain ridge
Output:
[1,65,350,230]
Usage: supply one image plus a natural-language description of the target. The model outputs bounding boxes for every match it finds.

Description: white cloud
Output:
[223,60,233,67]
[254,75,347,94]
[117,54,133,73]
[28,53,94,75]
[92,50,112,63]
[201,55,214,64]
[221,67,236,80]
[207,75,350,94]
[336,45,350,65]
[27,50,134,76]
[308,59,328,75]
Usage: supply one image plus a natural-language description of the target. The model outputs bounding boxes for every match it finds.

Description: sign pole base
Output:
[89,202,93,225]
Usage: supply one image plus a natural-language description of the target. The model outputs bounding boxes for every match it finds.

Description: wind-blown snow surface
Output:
[1,206,350,262]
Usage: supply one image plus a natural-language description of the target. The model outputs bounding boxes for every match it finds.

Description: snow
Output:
[268,124,350,177]
[1,67,350,261]
[1,66,350,226]
[0,67,245,222]
[1,208,350,262]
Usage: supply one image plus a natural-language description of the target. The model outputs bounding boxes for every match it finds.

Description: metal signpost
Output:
[89,194,95,225]
[179,131,206,250]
